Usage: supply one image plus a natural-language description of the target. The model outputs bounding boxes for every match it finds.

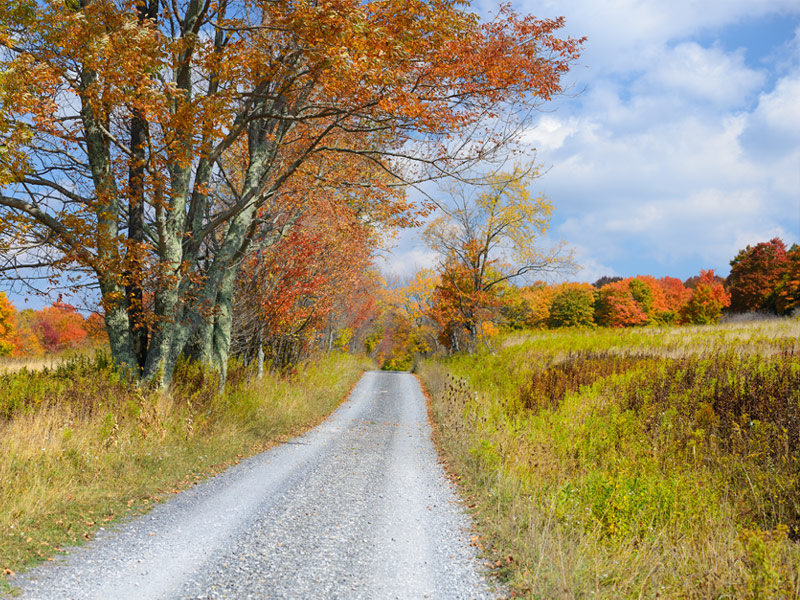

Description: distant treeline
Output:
[0,298,107,358]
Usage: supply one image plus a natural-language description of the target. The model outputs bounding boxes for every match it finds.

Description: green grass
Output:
[420,319,800,599]
[0,351,373,588]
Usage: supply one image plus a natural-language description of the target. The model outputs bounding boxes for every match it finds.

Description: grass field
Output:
[0,351,372,591]
[420,319,800,599]
[0,353,78,375]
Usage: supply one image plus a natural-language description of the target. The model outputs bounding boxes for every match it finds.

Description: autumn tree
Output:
[594,276,670,327]
[592,276,623,289]
[426,261,484,352]
[595,280,648,328]
[0,0,583,384]
[727,238,789,313]
[0,292,14,356]
[393,269,441,356]
[33,302,89,353]
[684,272,725,290]
[2,300,101,357]
[424,166,573,348]
[775,244,800,316]
[513,282,556,329]
[657,276,692,321]
[85,313,109,346]
[680,270,730,325]
[548,282,595,328]
[11,309,45,358]
[231,198,376,371]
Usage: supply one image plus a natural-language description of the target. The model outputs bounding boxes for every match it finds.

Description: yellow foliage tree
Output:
[424,166,574,347]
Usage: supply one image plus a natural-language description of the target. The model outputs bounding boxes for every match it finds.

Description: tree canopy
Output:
[0,0,583,383]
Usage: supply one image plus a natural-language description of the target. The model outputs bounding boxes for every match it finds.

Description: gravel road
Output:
[13,371,501,600]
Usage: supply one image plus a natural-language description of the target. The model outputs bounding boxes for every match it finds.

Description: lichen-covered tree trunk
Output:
[181,262,238,383]
[210,266,238,383]
[100,275,139,372]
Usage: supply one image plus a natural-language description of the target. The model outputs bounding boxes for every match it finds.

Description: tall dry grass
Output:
[0,351,372,587]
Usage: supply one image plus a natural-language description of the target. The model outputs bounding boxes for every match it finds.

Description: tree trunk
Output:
[126,108,149,372]
[210,265,237,384]
[256,327,265,379]
[100,275,138,372]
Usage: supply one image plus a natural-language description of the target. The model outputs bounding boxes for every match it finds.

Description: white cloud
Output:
[520,116,582,152]
[756,76,800,133]
[517,0,800,75]
[740,72,800,162]
[568,246,618,283]
[555,185,792,276]
[642,43,764,107]
[379,247,439,282]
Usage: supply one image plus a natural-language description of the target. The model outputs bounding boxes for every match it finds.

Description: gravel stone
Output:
[13,371,501,600]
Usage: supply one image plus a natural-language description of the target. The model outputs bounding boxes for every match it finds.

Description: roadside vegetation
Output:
[0,351,372,588]
[420,319,800,599]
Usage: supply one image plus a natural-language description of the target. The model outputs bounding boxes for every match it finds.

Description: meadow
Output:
[0,351,372,590]
[420,319,800,599]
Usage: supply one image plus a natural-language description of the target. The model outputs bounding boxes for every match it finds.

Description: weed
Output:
[0,351,373,588]
[421,320,800,599]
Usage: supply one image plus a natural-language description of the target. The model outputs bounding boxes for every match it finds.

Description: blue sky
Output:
[384,0,800,283]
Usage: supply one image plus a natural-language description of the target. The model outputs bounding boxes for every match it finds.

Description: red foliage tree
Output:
[33,303,89,353]
[595,280,648,327]
[727,238,789,313]
[233,200,377,369]
[595,276,670,327]
[680,270,731,325]
[657,276,692,317]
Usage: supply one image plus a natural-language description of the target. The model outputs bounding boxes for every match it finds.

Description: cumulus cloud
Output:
[516,0,800,73]
[641,43,764,107]
[740,73,800,161]
[379,246,439,282]
[509,1,799,280]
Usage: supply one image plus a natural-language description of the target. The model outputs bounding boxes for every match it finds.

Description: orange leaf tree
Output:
[0,292,14,356]
[657,276,692,321]
[11,309,45,358]
[500,282,555,330]
[680,269,731,325]
[232,196,378,370]
[33,302,89,353]
[595,279,648,328]
[595,276,670,327]
[0,0,582,383]
[775,244,800,316]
